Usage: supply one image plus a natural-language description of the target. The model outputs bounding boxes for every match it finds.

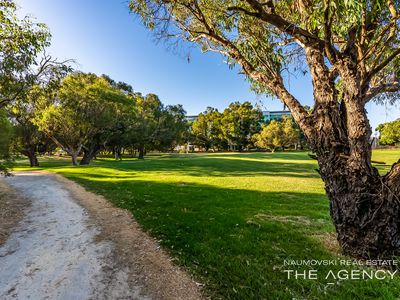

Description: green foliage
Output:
[191,107,223,150]
[155,104,188,150]
[129,93,164,154]
[377,119,400,145]
[0,108,13,175]
[130,0,400,104]
[0,0,51,107]
[253,116,301,151]
[33,73,188,163]
[0,108,12,156]
[220,102,263,151]
[15,150,400,299]
[128,93,188,156]
[35,72,131,164]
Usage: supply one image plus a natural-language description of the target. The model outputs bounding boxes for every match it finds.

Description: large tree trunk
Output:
[21,147,39,167]
[310,86,400,259]
[24,150,39,167]
[71,153,79,166]
[80,142,101,165]
[295,49,400,259]
[138,144,145,159]
[318,149,400,259]
[69,145,82,166]
[28,152,39,167]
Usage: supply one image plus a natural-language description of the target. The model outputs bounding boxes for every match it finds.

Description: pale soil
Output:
[0,180,30,245]
[0,171,203,300]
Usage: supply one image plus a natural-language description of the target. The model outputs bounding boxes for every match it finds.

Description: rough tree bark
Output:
[71,152,79,166]
[80,140,102,165]
[22,148,39,167]
[131,0,400,258]
[304,52,400,259]
[138,144,145,159]
[20,143,39,167]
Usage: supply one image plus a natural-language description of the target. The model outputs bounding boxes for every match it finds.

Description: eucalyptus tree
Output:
[0,109,13,175]
[153,104,189,151]
[130,93,164,159]
[130,0,400,258]
[220,102,263,151]
[36,73,130,165]
[191,107,223,150]
[7,63,71,167]
[0,0,66,108]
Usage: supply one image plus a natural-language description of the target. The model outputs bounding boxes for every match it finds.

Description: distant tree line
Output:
[2,66,307,168]
[190,103,304,152]
[6,72,189,166]
[0,0,305,171]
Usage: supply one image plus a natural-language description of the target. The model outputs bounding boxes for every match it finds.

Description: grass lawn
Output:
[14,149,400,299]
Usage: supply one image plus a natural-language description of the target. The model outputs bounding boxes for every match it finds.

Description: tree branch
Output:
[364,80,400,102]
[365,47,400,83]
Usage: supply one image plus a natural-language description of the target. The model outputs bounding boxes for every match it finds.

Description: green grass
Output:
[15,150,400,299]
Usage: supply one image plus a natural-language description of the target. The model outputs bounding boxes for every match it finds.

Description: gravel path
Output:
[0,172,202,300]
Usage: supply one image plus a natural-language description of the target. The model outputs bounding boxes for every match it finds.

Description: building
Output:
[262,110,292,122]
[186,115,198,123]
[185,110,292,123]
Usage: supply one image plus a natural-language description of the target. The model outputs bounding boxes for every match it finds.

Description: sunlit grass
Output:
[14,150,400,299]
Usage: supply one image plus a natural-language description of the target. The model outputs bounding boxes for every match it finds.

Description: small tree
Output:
[377,119,400,146]
[154,104,189,151]
[253,120,281,152]
[281,116,301,150]
[254,116,301,151]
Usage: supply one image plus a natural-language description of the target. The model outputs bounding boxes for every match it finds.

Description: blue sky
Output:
[17,0,399,131]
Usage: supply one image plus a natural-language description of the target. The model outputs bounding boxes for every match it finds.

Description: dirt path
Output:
[0,172,202,300]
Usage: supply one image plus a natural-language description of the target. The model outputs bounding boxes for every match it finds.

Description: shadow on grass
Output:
[20,155,321,179]
[95,156,320,179]
[55,173,400,300]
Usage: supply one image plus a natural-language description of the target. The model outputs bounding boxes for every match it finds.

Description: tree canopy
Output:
[253,116,300,152]
[191,107,223,150]
[35,73,131,165]
[130,0,400,259]
[0,0,67,108]
[377,119,400,145]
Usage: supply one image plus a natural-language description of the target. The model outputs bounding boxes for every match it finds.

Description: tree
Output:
[154,104,189,151]
[0,108,13,175]
[253,120,281,152]
[281,116,301,150]
[253,116,300,152]
[191,107,222,150]
[377,119,400,145]
[36,104,84,165]
[129,93,164,159]
[0,0,58,108]
[36,73,130,165]
[7,63,71,167]
[220,102,262,151]
[130,0,400,258]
